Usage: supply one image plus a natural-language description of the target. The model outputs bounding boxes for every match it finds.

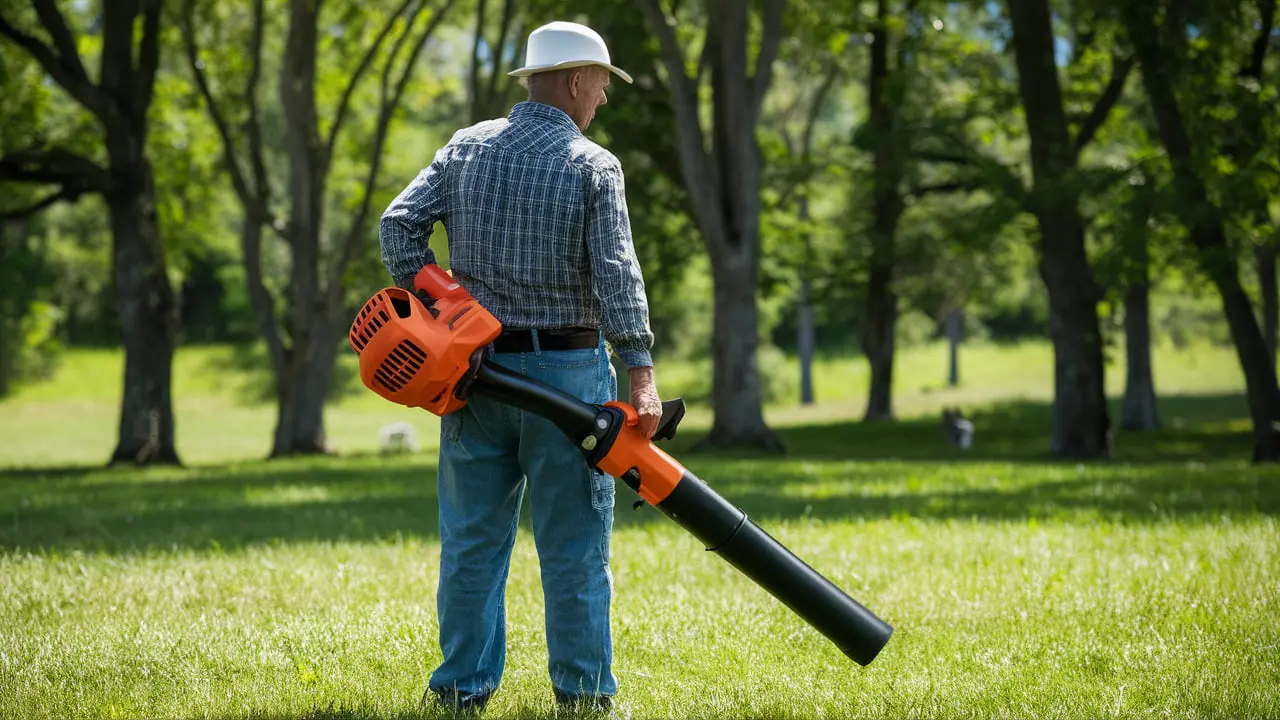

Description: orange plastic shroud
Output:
[348,264,502,416]
[596,400,686,505]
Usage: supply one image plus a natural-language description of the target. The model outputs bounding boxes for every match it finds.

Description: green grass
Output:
[2,340,1277,718]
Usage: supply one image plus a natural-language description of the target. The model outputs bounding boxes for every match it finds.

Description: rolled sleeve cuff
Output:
[612,337,653,368]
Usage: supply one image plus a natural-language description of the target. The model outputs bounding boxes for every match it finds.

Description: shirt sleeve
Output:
[379,148,448,288]
[584,156,655,369]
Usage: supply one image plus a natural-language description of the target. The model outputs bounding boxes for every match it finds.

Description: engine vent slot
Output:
[350,297,393,351]
[372,339,429,393]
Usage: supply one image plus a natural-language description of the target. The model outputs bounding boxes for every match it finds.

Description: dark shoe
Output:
[422,686,494,715]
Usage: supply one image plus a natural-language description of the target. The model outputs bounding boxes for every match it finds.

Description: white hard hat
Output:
[508,21,633,84]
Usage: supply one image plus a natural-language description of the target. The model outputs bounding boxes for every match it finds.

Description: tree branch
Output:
[801,58,841,160]
[1072,53,1134,155]
[135,0,163,123]
[182,0,252,204]
[244,0,276,235]
[324,0,419,168]
[99,0,137,97]
[908,179,984,197]
[751,0,786,121]
[485,0,517,115]
[915,149,974,165]
[184,0,282,238]
[30,0,91,85]
[329,0,458,304]
[1240,0,1275,79]
[0,147,110,192]
[0,7,105,119]
[637,0,699,126]
[0,184,90,220]
[636,0,722,242]
[468,0,487,117]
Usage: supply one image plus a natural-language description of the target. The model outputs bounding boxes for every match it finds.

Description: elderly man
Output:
[378,20,660,715]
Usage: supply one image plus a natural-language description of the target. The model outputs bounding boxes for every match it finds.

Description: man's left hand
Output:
[628,366,662,438]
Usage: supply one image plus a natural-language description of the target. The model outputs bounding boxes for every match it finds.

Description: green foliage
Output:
[0,221,63,396]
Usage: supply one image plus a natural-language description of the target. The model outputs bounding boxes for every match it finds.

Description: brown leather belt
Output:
[491,326,600,354]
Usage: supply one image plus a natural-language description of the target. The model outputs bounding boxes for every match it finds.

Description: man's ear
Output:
[567,69,582,98]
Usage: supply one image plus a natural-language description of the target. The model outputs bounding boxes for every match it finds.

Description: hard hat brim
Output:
[508,59,634,84]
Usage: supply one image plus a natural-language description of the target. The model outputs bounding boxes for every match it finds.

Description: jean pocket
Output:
[536,346,600,371]
[590,469,615,511]
[440,408,464,444]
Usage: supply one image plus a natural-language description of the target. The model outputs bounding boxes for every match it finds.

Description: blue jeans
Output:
[429,334,618,702]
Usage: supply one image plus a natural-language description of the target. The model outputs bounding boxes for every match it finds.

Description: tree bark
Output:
[797,195,815,405]
[1124,0,1280,461]
[706,242,781,449]
[798,273,815,405]
[272,316,341,455]
[946,307,962,387]
[1257,241,1277,367]
[273,0,331,456]
[861,257,898,421]
[1006,0,1111,458]
[106,167,180,465]
[1121,233,1159,430]
[859,0,907,423]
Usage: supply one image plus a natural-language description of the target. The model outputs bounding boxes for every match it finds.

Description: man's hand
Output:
[628,366,662,438]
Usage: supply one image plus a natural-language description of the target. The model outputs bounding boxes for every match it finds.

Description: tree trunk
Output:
[106,167,181,465]
[1121,234,1159,430]
[797,195,815,405]
[1007,0,1110,458]
[946,307,962,387]
[1257,241,1277,367]
[861,0,905,423]
[701,242,783,451]
[798,273,815,406]
[272,312,340,456]
[271,0,333,457]
[861,261,898,422]
[1125,2,1280,461]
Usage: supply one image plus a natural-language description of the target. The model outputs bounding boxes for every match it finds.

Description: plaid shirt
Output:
[379,101,654,368]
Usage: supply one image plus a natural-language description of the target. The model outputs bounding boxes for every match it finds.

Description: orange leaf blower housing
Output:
[348,264,502,416]
[347,264,895,668]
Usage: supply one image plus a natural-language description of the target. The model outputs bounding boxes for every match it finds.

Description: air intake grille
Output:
[373,339,429,393]
[351,299,392,352]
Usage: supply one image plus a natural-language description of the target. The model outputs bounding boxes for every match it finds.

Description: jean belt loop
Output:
[531,328,542,355]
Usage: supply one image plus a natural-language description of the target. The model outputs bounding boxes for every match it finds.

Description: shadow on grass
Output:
[660,392,1257,464]
[1,393,1275,556]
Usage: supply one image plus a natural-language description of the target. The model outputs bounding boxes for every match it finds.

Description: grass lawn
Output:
[1,340,1277,718]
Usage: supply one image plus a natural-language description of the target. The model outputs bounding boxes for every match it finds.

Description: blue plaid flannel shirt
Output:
[379,101,654,368]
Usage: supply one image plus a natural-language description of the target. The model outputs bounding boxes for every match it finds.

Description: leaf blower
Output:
[348,264,894,666]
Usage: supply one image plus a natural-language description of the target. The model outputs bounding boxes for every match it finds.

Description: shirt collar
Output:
[509,100,582,136]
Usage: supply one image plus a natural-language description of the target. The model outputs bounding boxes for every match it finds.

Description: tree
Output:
[0,0,182,465]
[182,0,458,456]
[855,0,919,422]
[1121,0,1280,461]
[1003,0,1132,458]
[637,0,787,451]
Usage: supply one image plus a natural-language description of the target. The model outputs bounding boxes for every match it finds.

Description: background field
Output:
[3,340,1278,719]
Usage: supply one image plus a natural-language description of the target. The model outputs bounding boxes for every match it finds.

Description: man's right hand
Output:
[628,366,662,438]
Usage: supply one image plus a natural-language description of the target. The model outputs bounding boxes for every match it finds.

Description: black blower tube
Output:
[468,359,894,666]
[645,467,893,666]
